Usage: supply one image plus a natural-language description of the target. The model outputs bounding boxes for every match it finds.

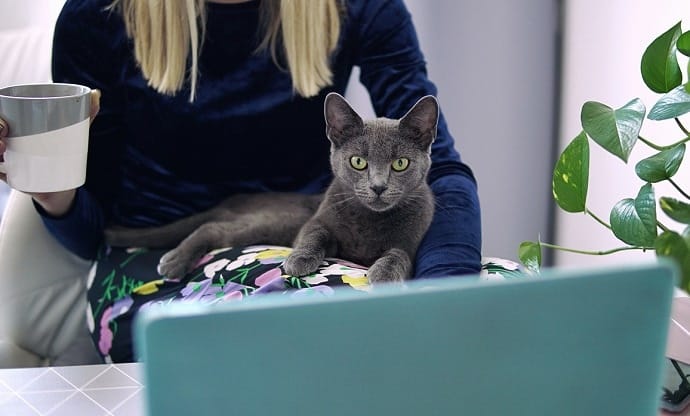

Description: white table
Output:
[0,363,143,415]
[0,360,688,415]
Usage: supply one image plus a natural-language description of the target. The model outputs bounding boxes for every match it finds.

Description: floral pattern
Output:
[87,245,370,362]
[87,245,524,363]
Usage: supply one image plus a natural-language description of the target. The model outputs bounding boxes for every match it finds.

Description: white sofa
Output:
[0,191,101,367]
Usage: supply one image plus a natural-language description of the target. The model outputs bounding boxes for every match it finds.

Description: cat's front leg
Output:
[367,248,412,283]
[158,222,232,279]
[283,222,332,277]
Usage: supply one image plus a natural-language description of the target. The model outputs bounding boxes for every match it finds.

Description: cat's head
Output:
[324,92,438,212]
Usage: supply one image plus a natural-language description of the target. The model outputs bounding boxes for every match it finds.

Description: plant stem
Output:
[638,135,690,151]
[539,242,653,256]
[668,178,690,200]
[657,221,670,233]
[638,135,666,151]
[670,358,690,385]
[585,208,611,230]
[675,118,690,137]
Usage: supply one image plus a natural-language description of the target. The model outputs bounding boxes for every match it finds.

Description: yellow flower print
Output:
[133,279,165,295]
[341,274,370,291]
[255,248,292,262]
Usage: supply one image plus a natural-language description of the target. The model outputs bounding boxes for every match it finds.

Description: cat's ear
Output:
[399,95,439,150]
[324,92,364,147]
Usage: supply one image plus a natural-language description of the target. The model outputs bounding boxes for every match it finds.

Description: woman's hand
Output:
[0,89,101,216]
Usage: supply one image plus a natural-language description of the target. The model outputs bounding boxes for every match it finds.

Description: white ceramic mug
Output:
[0,83,91,192]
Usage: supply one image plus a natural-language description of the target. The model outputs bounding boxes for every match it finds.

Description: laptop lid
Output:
[134,261,676,416]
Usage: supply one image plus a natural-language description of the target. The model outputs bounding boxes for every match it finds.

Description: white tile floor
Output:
[0,363,143,416]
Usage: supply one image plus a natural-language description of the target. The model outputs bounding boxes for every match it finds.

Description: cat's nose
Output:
[370,184,387,196]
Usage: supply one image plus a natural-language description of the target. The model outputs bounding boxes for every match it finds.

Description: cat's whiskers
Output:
[324,195,357,215]
[397,189,445,216]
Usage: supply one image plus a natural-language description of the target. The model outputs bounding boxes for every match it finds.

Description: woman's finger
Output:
[89,89,101,124]
[0,117,7,138]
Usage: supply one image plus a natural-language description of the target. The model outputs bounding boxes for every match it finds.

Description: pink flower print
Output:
[190,245,234,271]
[222,290,244,302]
[99,307,114,356]
[213,282,248,304]
[255,267,283,286]
[254,268,286,294]
[194,253,215,269]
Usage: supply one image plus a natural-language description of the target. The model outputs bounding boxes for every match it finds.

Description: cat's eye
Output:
[350,156,368,170]
[391,158,409,172]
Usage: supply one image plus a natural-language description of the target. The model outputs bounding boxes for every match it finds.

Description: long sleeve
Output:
[33,188,106,259]
[416,174,482,278]
[40,0,128,260]
[351,0,482,277]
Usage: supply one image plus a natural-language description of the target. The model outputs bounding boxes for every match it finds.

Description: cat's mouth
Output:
[362,194,397,212]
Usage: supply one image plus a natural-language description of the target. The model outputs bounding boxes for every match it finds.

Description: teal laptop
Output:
[134,261,676,416]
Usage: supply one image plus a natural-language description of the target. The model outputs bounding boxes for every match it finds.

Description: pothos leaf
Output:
[655,231,690,292]
[635,143,685,182]
[518,241,541,274]
[610,183,657,246]
[641,21,682,94]
[660,197,690,224]
[552,131,589,213]
[581,99,645,162]
[648,85,690,120]
[677,30,690,57]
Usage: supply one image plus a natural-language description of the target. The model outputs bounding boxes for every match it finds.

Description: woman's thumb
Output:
[89,89,101,123]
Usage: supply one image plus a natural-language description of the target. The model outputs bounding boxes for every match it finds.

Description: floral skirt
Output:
[87,245,371,363]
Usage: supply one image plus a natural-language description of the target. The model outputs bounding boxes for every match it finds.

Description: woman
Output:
[0,0,481,362]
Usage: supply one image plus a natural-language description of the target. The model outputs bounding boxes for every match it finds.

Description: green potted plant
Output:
[519,21,690,293]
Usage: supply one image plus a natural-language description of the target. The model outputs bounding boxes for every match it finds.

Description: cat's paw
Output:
[367,261,407,284]
[283,250,322,277]
[158,248,195,280]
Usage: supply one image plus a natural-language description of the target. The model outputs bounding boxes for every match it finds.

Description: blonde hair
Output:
[111,0,341,101]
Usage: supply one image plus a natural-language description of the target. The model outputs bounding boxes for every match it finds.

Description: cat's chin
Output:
[363,198,397,212]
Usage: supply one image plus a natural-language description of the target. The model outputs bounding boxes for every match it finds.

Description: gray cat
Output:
[105,92,437,283]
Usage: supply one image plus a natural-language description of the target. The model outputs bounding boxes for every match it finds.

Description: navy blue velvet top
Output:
[43,0,482,278]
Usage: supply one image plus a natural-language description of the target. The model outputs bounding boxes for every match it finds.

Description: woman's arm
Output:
[40,0,128,260]
[352,0,482,277]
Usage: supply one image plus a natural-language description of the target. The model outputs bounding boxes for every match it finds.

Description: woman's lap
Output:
[87,245,370,363]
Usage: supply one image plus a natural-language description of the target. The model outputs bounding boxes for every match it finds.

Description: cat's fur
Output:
[105,92,437,283]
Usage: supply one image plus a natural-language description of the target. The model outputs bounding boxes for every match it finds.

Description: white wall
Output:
[348,0,561,262]
[555,1,690,269]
